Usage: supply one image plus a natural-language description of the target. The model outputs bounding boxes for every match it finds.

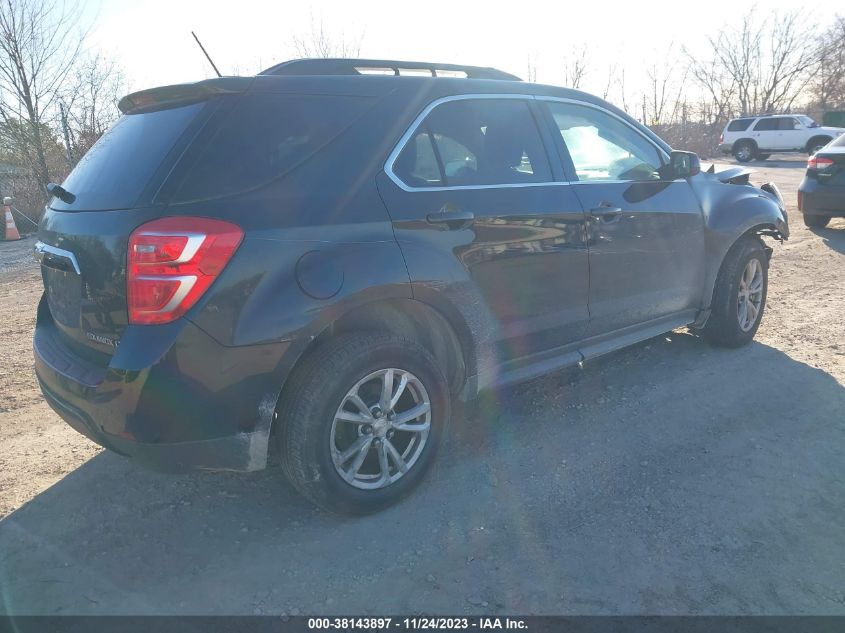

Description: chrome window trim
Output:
[384,93,673,192]
[34,241,81,275]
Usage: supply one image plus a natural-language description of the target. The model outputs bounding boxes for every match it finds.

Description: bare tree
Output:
[526,54,537,83]
[562,46,588,89]
[61,53,126,162]
[689,11,819,116]
[643,46,688,126]
[810,15,845,112]
[0,0,85,189]
[293,13,363,59]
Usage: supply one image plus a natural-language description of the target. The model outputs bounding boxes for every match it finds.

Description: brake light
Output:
[807,156,833,170]
[720,133,724,144]
[128,217,243,325]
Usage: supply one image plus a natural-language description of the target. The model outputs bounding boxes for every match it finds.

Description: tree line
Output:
[1,2,843,224]
[543,11,845,156]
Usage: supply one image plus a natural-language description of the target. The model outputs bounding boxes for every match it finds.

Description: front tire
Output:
[701,236,768,348]
[803,214,831,229]
[733,141,756,163]
[277,332,450,514]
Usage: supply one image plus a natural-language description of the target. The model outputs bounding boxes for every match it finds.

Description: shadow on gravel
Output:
[2,335,845,615]
[811,225,845,250]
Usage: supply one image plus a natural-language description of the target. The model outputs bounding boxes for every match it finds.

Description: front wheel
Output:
[277,332,450,514]
[701,236,768,348]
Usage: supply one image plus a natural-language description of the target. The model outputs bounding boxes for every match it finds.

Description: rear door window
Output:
[54,102,205,211]
[170,93,374,203]
[753,118,780,131]
[392,98,552,188]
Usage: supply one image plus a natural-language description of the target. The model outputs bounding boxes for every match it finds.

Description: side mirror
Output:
[668,151,700,179]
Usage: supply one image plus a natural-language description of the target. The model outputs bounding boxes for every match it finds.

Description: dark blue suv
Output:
[34,59,788,513]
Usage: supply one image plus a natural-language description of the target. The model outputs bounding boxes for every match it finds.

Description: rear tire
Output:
[701,236,768,348]
[755,154,771,161]
[733,141,756,163]
[803,214,831,228]
[277,332,450,514]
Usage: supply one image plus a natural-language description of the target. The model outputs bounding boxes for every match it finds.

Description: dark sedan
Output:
[799,134,845,228]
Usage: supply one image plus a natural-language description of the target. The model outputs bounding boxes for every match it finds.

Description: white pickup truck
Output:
[719,114,845,162]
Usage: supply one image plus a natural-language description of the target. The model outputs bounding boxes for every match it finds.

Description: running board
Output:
[467,311,698,397]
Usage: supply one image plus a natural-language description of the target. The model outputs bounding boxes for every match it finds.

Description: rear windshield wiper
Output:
[46,183,76,204]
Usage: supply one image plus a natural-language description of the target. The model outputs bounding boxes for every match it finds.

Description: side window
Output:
[394,132,443,187]
[727,118,753,132]
[545,101,664,182]
[392,98,552,188]
[753,118,779,131]
[780,117,800,130]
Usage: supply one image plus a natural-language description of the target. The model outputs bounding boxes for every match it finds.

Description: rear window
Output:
[55,102,204,211]
[831,134,845,148]
[727,118,754,132]
[169,93,373,203]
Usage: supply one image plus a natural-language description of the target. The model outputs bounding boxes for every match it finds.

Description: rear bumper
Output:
[33,296,290,472]
[798,177,845,217]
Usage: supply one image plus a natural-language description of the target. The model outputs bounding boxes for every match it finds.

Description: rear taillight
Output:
[128,217,243,325]
[807,156,834,170]
[720,133,724,144]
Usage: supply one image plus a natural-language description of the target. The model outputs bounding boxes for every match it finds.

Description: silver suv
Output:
[719,115,844,163]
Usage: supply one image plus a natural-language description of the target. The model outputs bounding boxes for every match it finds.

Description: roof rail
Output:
[259,58,522,81]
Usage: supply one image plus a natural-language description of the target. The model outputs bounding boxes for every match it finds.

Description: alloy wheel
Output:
[737,258,763,332]
[330,368,431,490]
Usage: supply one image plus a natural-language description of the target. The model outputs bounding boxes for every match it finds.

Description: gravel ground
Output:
[0,157,843,615]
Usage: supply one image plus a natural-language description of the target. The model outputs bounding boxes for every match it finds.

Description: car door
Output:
[377,95,590,366]
[777,117,805,150]
[751,117,780,149]
[539,99,705,338]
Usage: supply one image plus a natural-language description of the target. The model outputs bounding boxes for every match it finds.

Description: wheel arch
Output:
[806,135,833,153]
[733,138,757,152]
[271,295,476,435]
[696,180,787,320]
[698,223,777,322]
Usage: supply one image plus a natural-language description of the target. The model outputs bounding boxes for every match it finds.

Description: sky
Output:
[83,0,841,107]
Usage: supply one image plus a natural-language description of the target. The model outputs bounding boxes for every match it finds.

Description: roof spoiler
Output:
[260,58,521,81]
[118,77,252,114]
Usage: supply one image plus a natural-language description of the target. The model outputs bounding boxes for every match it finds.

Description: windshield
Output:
[798,115,820,128]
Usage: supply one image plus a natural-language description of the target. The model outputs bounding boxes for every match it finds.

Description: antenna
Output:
[191,31,222,78]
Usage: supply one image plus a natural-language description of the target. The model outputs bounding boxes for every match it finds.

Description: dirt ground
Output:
[1,156,843,615]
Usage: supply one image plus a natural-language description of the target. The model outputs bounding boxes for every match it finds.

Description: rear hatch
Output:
[37,79,248,361]
[38,75,378,362]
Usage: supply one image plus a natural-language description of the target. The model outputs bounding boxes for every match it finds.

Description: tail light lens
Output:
[720,133,724,144]
[807,156,833,170]
[128,217,243,325]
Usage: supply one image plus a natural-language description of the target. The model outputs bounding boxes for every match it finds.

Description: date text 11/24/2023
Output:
[306,617,529,630]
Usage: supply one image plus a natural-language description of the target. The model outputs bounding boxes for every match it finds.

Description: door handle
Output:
[589,206,623,223]
[426,209,475,230]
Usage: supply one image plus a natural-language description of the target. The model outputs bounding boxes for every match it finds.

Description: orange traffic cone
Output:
[3,199,21,241]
